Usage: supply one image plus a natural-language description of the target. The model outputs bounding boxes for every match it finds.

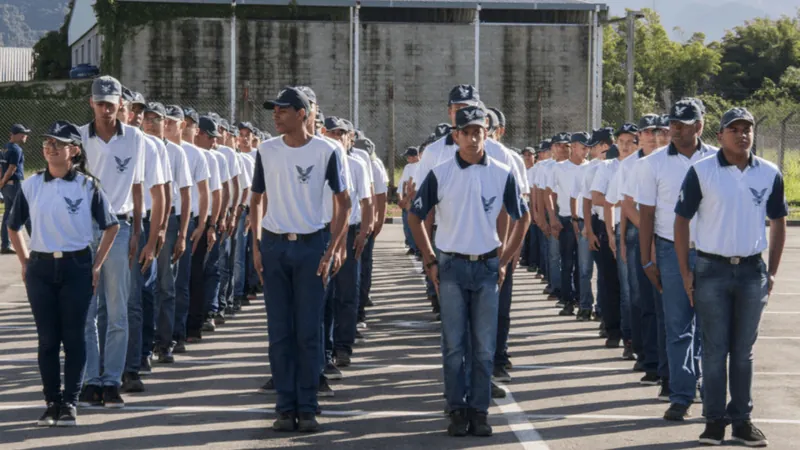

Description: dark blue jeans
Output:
[593,215,619,336]
[694,255,767,423]
[217,231,233,311]
[439,253,500,414]
[324,225,362,358]
[538,227,548,278]
[401,209,417,253]
[27,251,93,404]
[204,231,222,315]
[616,227,631,341]
[1,182,29,249]
[127,220,157,373]
[494,262,514,368]
[628,224,660,374]
[559,216,579,304]
[261,230,327,414]
[152,214,180,351]
[173,219,196,341]
[357,234,375,322]
[527,224,540,270]
[577,220,596,312]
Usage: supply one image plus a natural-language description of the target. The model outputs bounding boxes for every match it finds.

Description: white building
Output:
[0,48,34,82]
[67,0,102,67]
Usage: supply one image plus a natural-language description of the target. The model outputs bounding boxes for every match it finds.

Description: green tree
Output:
[30,0,73,80]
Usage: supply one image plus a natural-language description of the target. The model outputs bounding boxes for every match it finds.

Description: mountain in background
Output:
[603,0,799,42]
[0,1,69,47]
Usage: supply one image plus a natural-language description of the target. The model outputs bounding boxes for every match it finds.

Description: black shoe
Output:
[297,412,319,432]
[731,420,768,447]
[663,402,690,421]
[121,372,144,393]
[77,384,103,407]
[640,373,661,386]
[365,298,374,307]
[0,247,16,254]
[334,350,351,368]
[576,309,590,321]
[622,340,636,360]
[258,378,276,394]
[447,409,470,437]
[632,361,645,372]
[272,411,297,432]
[543,286,552,295]
[592,312,601,322]
[433,313,441,322]
[658,379,671,402]
[527,266,537,272]
[213,312,226,325]
[318,376,335,397]
[241,296,252,306]
[354,331,366,345]
[699,420,727,446]
[406,248,415,255]
[56,403,77,427]
[558,305,575,316]
[37,403,59,426]
[140,357,152,375]
[201,318,216,332]
[157,347,175,364]
[468,409,493,437]
[323,362,342,380]
[599,328,608,338]
[492,366,511,383]
[491,382,506,399]
[504,356,513,370]
[555,299,566,308]
[102,385,125,409]
[224,306,236,317]
[173,340,187,354]
[605,337,621,348]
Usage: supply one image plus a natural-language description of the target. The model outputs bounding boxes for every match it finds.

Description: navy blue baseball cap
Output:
[522,147,534,155]
[605,144,620,159]
[405,146,419,157]
[121,86,135,103]
[570,132,590,145]
[488,107,506,128]
[487,109,500,131]
[638,114,660,130]
[658,115,670,129]
[130,91,146,108]
[719,107,755,131]
[91,76,122,104]
[340,119,355,133]
[587,127,614,147]
[198,116,221,138]
[144,102,166,118]
[164,105,184,121]
[454,106,488,130]
[10,124,30,135]
[434,123,452,139]
[264,87,311,111]
[616,122,639,137]
[539,139,552,152]
[237,121,255,133]
[42,121,80,145]
[551,132,572,144]
[182,107,199,124]
[448,84,481,107]
[218,118,231,133]
[669,100,703,124]
[682,97,706,114]
[296,86,317,104]
[324,116,347,131]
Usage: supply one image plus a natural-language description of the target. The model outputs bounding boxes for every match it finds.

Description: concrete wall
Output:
[119,18,590,158]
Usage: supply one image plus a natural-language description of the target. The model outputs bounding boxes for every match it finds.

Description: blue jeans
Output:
[528,224,540,270]
[261,230,327,414]
[402,209,417,253]
[204,232,222,315]
[324,225,362,357]
[218,230,233,311]
[628,225,659,373]
[1,182,28,249]
[558,216,578,304]
[426,228,439,298]
[439,252,499,414]
[152,213,179,350]
[694,255,767,422]
[593,215,619,335]
[616,227,631,341]
[655,237,700,405]
[548,234,561,296]
[577,220,595,311]
[84,221,132,387]
[27,250,93,404]
[538,228,548,278]
[495,262,514,367]
[358,234,375,322]
[233,210,249,297]
[127,220,157,373]
[173,219,196,341]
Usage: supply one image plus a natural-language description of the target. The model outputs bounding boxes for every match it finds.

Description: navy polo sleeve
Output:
[766,172,789,220]
[5,144,21,166]
[7,188,29,232]
[502,173,527,220]
[410,171,439,220]
[251,151,265,195]
[91,184,119,230]
[325,151,346,194]
[674,167,702,219]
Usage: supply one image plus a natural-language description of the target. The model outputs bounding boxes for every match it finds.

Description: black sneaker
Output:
[272,411,297,432]
[224,306,236,317]
[731,420,768,447]
[632,361,645,372]
[365,298,374,307]
[406,248,415,255]
[605,337,621,348]
[599,328,609,339]
[56,403,77,427]
[622,340,636,360]
[37,403,59,427]
[504,355,513,370]
[173,340,187,354]
[558,305,575,316]
[468,409,493,437]
[318,376,335,397]
[640,373,661,386]
[258,378,276,394]
[157,347,175,364]
[492,366,511,383]
[354,331,366,345]
[491,382,506,399]
[447,408,469,437]
[201,318,216,332]
[663,402,690,421]
[121,372,144,393]
[78,385,103,407]
[699,420,727,446]
[323,362,343,380]
[102,385,125,409]
[555,299,566,308]
[658,379,671,402]
[214,312,226,325]
[297,412,319,432]
[334,350,351,368]
[140,357,152,375]
[592,312,602,322]
[576,309,590,321]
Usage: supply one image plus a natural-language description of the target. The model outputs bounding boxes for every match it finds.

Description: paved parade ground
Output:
[1,224,800,449]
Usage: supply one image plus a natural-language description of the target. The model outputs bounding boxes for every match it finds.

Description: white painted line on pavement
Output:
[525,412,800,426]
[495,387,552,450]
[763,311,800,314]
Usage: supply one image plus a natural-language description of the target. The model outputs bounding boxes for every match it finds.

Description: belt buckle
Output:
[730,256,740,265]
[469,255,479,262]
[287,233,298,242]
[53,251,63,259]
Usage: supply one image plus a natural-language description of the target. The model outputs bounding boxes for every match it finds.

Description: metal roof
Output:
[121,0,607,11]
[0,48,33,83]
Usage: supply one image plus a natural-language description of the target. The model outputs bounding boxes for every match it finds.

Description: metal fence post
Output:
[388,81,396,198]
[753,115,768,156]
[780,112,796,173]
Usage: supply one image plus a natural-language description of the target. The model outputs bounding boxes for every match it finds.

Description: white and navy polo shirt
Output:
[549,160,583,218]
[371,158,389,196]
[8,170,118,252]
[604,162,625,225]
[578,159,606,219]
[570,159,599,220]
[618,149,647,202]
[165,140,192,214]
[217,144,241,208]
[79,121,148,215]
[213,151,231,186]
[590,159,620,222]
[410,152,528,256]
[398,161,419,200]
[322,138,352,224]
[415,134,458,189]
[675,151,787,257]
[251,135,346,234]
[238,151,255,206]
[351,147,374,186]
[180,141,211,218]
[526,165,536,194]
[486,139,528,196]
[142,135,171,214]
[203,150,223,194]
[347,154,372,225]
[636,141,717,241]
[534,158,554,190]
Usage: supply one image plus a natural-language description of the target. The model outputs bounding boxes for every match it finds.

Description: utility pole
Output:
[608,10,645,123]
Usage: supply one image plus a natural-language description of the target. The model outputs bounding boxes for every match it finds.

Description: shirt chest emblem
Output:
[64,197,83,215]
[749,187,768,206]
[482,195,496,213]
[295,165,314,184]
[114,156,132,173]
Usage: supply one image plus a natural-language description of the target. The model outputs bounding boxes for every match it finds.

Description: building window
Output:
[81,45,84,64]
[74,49,78,66]
[88,39,92,64]
[95,35,100,64]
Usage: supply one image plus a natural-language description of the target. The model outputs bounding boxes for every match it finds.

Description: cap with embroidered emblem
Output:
[198,116,221,138]
[42,121,81,145]
[324,116,347,131]
[91,76,122,104]
[616,123,639,136]
[570,132,590,145]
[182,107,199,124]
[638,114,660,130]
[448,84,481,107]
[144,102,166,118]
[454,105,488,129]
[296,86,317,104]
[130,91,146,108]
[434,123,452,139]
[237,121,255,133]
[164,105,184,121]
[669,100,703,124]
[405,146,419,157]
[10,124,31,135]
[551,132,571,144]
[658,114,670,129]
[587,127,614,147]
[539,139,552,151]
[488,107,506,128]
[719,107,755,131]
[264,87,311,111]
[218,118,231,133]
[121,87,135,103]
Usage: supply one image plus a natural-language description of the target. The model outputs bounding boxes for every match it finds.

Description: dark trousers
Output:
[538,227,548,277]
[558,216,579,304]
[187,224,210,336]
[324,225,362,358]
[261,230,328,414]
[26,251,93,404]
[528,224,540,270]
[592,215,620,339]
[173,219,196,342]
[357,234,375,322]
[494,262,514,368]
[218,231,235,311]
[1,182,29,249]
